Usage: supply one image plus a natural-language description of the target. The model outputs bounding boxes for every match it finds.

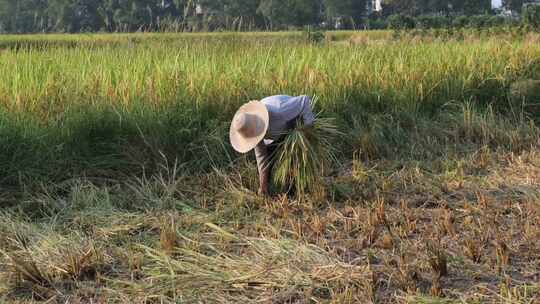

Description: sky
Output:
[492,0,502,8]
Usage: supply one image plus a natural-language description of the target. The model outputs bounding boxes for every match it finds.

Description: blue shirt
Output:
[254,95,315,174]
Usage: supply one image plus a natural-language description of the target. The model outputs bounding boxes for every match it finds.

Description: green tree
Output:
[382,0,491,16]
[73,0,105,31]
[323,0,366,27]
[388,13,415,28]
[132,0,157,29]
[97,0,119,31]
[32,0,49,31]
[381,0,417,16]
[523,4,540,28]
[0,0,20,32]
[257,0,320,29]
[503,0,524,13]
[220,0,262,30]
[47,0,77,32]
[0,0,45,32]
[451,0,492,15]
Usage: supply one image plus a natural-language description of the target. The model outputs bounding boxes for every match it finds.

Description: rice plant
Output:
[271,103,342,196]
[0,31,539,182]
[0,31,540,304]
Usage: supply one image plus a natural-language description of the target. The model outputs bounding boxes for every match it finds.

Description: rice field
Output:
[0,31,539,303]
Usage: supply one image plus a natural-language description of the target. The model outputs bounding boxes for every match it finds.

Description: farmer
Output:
[229,95,315,196]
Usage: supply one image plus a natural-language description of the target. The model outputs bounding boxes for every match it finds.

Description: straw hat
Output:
[229,101,269,153]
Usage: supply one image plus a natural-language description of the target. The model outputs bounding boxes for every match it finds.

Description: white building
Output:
[367,0,383,14]
[195,4,203,16]
[374,0,383,12]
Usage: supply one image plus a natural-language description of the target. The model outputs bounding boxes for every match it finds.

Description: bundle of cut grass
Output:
[271,110,341,197]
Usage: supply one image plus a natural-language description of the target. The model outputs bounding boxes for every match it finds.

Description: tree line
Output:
[0,0,533,33]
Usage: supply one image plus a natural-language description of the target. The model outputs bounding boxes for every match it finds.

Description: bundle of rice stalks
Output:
[271,106,342,197]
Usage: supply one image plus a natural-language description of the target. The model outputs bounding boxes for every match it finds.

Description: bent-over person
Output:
[229,95,315,196]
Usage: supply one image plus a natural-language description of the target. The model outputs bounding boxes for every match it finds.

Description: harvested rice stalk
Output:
[271,107,341,197]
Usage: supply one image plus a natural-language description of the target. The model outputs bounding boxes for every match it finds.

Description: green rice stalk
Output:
[271,107,342,197]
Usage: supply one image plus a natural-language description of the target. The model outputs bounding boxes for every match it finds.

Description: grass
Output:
[0,31,539,183]
[0,31,539,303]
